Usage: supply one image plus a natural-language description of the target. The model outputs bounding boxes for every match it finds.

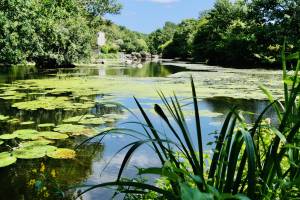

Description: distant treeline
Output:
[1,0,299,68]
[147,0,299,68]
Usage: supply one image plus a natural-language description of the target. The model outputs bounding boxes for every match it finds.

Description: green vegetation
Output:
[99,22,148,54]
[0,0,122,67]
[2,0,297,68]
[148,0,299,67]
[80,53,300,199]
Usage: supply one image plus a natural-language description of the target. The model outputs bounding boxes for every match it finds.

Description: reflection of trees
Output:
[203,97,276,124]
[0,65,38,83]
[105,62,185,77]
[0,143,104,200]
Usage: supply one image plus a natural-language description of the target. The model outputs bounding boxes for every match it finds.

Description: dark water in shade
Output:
[0,63,275,200]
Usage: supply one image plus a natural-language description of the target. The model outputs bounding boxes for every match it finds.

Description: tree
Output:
[162,19,199,58]
[147,22,177,54]
[82,0,122,17]
[0,0,123,67]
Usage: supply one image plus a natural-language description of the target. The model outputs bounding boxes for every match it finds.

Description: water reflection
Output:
[0,62,277,199]
[0,142,104,200]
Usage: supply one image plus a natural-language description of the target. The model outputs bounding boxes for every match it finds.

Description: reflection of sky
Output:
[81,95,276,199]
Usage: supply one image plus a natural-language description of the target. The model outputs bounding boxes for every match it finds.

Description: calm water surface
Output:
[0,62,274,200]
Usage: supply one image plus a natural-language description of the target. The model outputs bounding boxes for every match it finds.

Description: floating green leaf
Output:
[38,123,55,128]
[20,121,35,125]
[0,115,9,121]
[0,152,17,168]
[19,140,53,147]
[63,114,96,123]
[7,118,20,124]
[12,97,94,111]
[13,129,40,140]
[0,133,17,140]
[39,131,69,140]
[47,148,76,159]
[78,118,106,125]
[54,124,96,136]
[13,145,57,159]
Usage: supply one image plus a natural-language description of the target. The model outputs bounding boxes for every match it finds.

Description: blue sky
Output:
[105,0,215,34]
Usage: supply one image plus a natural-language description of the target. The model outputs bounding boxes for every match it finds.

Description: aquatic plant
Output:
[0,152,17,168]
[13,129,40,140]
[0,133,17,140]
[20,121,35,125]
[38,123,56,128]
[79,51,299,199]
[0,115,10,121]
[38,131,69,140]
[54,124,96,136]
[12,97,95,111]
[78,118,106,125]
[47,148,76,159]
[19,140,54,147]
[13,145,57,159]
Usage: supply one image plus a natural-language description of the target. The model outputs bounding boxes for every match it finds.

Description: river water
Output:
[0,62,278,200]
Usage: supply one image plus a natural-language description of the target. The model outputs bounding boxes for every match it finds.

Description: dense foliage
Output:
[148,0,300,67]
[147,22,177,55]
[0,0,122,67]
[99,21,148,54]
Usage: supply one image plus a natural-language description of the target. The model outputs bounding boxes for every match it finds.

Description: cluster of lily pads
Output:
[0,112,125,168]
[12,97,95,111]
[0,128,78,168]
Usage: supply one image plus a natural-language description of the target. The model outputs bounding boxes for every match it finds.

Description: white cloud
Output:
[138,0,179,4]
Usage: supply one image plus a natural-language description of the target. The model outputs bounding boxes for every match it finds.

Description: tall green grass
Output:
[79,50,299,199]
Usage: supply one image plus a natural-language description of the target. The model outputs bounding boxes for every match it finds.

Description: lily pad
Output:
[20,121,35,125]
[54,124,95,136]
[12,97,94,111]
[63,116,87,123]
[0,133,17,140]
[7,118,20,124]
[39,131,69,140]
[0,115,9,121]
[38,123,55,128]
[13,145,57,159]
[0,152,17,168]
[47,148,76,159]
[13,129,40,140]
[19,140,53,147]
[0,90,26,100]
[78,118,106,125]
